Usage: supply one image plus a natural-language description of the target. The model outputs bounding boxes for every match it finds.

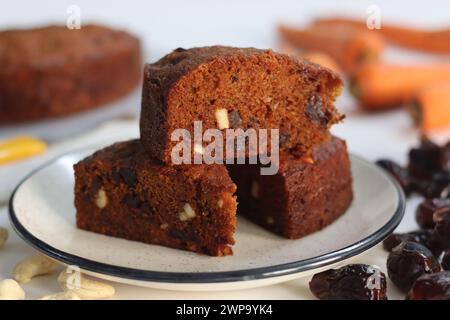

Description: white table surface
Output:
[1,0,449,300]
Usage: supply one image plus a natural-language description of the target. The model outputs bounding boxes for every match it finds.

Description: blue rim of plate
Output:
[8,151,406,284]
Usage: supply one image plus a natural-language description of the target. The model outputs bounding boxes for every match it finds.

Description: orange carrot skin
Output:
[313,17,450,54]
[278,39,342,74]
[410,84,450,131]
[278,40,302,57]
[352,63,450,110]
[278,40,341,74]
[278,25,384,72]
[302,51,341,75]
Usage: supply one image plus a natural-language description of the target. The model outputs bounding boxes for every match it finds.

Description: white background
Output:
[2,0,450,59]
[0,0,450,299]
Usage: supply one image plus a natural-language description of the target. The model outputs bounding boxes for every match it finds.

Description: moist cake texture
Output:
[73,45,351,256]
[227,136,353,239]
[74,140,237,256]
[140,46,343,163]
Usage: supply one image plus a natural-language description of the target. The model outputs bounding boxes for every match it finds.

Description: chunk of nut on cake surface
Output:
[95,189,108,208]
[215,108,229,130]
[179,203,196,221]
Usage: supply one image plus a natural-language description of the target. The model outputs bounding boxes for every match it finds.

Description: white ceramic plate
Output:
[9,149,405,291]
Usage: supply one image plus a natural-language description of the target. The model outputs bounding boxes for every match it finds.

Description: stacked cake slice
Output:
[74,46,353,256]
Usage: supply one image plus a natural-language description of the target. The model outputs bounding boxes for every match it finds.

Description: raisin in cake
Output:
[74,140,237,256]
[140,46,343,163]
[0,25,141,123]
[227,136,353,239]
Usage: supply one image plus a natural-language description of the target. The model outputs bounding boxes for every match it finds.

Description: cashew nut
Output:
[13,254,59,283]
[40,291,81,300]
[0,279,25,300]
[0,227,8,248]
[58,270,115,299]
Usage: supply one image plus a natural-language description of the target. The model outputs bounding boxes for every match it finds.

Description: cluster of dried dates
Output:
[309,137,450,300]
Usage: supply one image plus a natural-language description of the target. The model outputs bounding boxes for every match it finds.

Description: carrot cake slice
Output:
[74,140,237,256]
[140,46,343,163]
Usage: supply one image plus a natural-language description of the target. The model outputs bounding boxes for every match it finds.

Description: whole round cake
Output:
[0,24,142,123]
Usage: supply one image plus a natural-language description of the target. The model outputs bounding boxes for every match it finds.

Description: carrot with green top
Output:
[313,17,450,54]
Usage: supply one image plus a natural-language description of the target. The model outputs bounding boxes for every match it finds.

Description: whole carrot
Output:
[278,24,384,72]
[351,62,450,110]
[408,84,450,131]
[313,17,450,54]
